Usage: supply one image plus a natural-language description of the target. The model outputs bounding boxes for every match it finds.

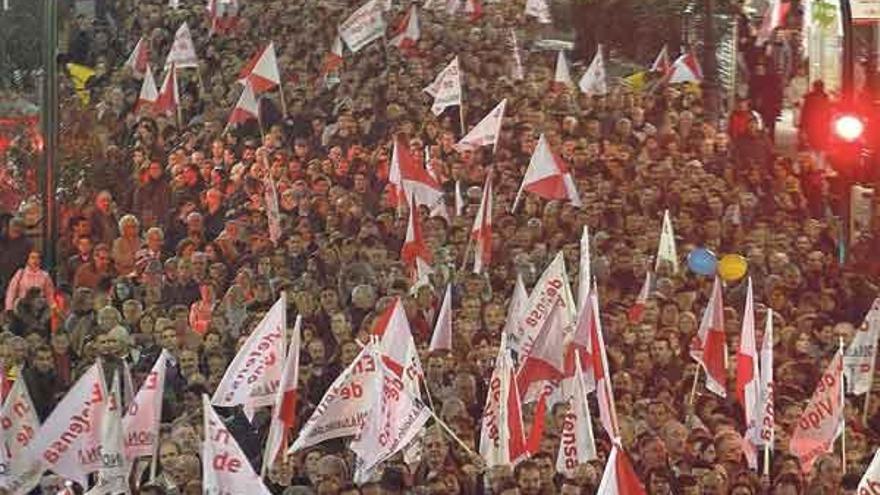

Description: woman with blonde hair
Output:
[112,214,141,276]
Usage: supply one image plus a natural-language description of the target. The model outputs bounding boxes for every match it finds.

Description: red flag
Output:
[389,5,420,53]
[371,298,423,388]
[627,271,652,324]
[238,43,281,94]
[263,315,302,474]
[206,0,239,35]
[389,136,443,209]
[135,65,159,114]
[401,195,432,276]
[429,284,453,351]
[650,45,671,75]
[790,348,844,472]
[153,64,179,117]
[690,277,727,397]
[464,0,483,21]
[580,287,620,439]
[470,174,493,274]
[596,444,647,495]
[321,36,344,75]
[667,50,703,84]
[480,339,528,467]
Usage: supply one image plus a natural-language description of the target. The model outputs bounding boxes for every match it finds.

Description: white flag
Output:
[578,45,607,95]
[480,337,527,467]
[25,362,107,487]
[736,278,760,470]
[202,396,272,495]
[123,350,169,461]
[289,346,381,453]
[168,0,180,8]
[858,447,880,495]
[553,51,573,89]
[164,22,199,69]
[655,209,678,273]
[512,252,576,357]
[212,295,286,415]
[0,374,42,494]
[755,309,775,447]
[338,0,386,53]
[456,99,506,152]
[351,359,430,483]
[790,349,844,473]
[429,285,453,351]
[844,299,880,395]
[424,57,462,116]
[556,353,597,476]
[85,375,130,495]
[503,274,528,354]
[524,0,552,23]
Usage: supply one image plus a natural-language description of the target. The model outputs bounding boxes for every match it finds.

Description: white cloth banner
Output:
[844,299,880,395]
[339,0,387,53]
[0,375,41,493]
[424,57,462,116]
[164,22,199,69]
[202,396,272,495]
[123,350,169,460]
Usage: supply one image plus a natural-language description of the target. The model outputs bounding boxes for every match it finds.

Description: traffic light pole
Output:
[40,0,58,274]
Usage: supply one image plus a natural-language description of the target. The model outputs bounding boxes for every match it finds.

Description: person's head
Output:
[423,426,449,465]
[314,454,348,493]
[93,244,111,270]
[645,468,674,495]
[119,214,140,239]
[25,250,42,270]
[514,460,542,495]
[31,345,54,373]
[95,190,113,213]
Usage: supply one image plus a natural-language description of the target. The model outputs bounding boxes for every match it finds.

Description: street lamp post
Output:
[40,0,58,273]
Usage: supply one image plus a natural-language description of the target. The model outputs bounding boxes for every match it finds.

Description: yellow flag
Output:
[622,71,647,93]
[66,63,96,105]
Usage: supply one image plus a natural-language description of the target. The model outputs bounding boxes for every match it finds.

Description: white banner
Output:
[202,396,272,495]
[844,301,880,395]
[289,347,381,453]
[424,57,462,116]
[512,252,575,357]
[790,350,844,473]
[339,0,386,53]
[164,22,199,69]
[0,376,41,493]
[123,350,169,460]
[212,295,286,414]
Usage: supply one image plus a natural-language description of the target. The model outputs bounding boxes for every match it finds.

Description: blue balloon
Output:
[687,248,718,276]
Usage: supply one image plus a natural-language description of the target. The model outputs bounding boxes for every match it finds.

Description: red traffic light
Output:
[833,114,865,142]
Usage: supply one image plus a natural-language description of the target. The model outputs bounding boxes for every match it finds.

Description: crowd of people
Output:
[0,0,877,493]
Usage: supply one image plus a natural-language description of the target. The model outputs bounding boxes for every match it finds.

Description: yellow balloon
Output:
[718,254,748,281]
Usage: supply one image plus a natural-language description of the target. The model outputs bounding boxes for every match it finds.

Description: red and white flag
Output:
[212,295,286,415]
[858,447,880,495]
[736,278,761,469]
[372,298,424,392]
[524,0,552,23]
[390,4,420,52]
[389,136,444,209]
[163,23,199,70]
[322,36,344,75]
[578,287,620,439]
[289,345,381,452]
[576,227,591,311]
[339,0,386,53]
[650,45,672,75]
[122,350,170,461]
[424,57,462,116]
[627,271,652,324]
[512,252,575,357]
[456,99,507,153]
[351,358,430,482]
[0,373,41,493]
[227,82,260,129]
[206,0,239,35]
[470,174,493,274]
[238,43,281,93]
[667,50,703,84]
[401,196,432,278]
[556,353,597,476]
[228,82,260,129]
[263,314,302,475]
[578,45,607,95]
[844,299,880,395]
[513,134,582,210]
[202,396,271,495]
[790,348,844,473]
[655,209,678,273]
[429,285,453,351]
[153,64,179,117]
[596,444,647,495]
[690,277,727,397]
[464,0,483,21]
[481,337,528,467]
[757,0,790,43]
[124,37,150,78]
[553,51,574,90]
[134,65,159,114]
[25,362,107,487]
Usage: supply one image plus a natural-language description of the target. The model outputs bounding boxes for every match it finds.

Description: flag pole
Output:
[763,443,770,478]
[840,335,847,474]
[278,84,288,117]
[864,389,872,425]
[687,366,700,423]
